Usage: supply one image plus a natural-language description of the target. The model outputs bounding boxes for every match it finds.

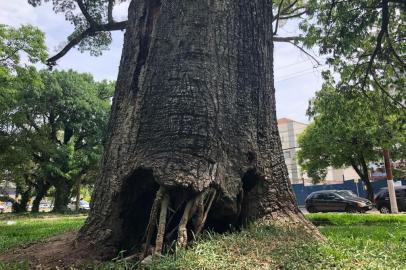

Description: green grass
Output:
[145,214,406,270]
[308,212,406,225]
[307,213,406,270]
[0,214,86,252]
[0,211,87,221]
[1,213,406,269]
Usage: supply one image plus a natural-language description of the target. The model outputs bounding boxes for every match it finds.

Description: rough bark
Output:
[79,0,318,258]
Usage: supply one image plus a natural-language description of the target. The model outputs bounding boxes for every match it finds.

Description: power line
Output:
[275,59,314,70]
[275,64,328,83]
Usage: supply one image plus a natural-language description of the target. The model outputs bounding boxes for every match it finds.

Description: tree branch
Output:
[361,0,389,90]
[287,41,321,66]
[372,72,406,109]
[273,36,300,42]
[279,10,307,20]
[108,0,115,23]
[281,6,306,16]
[280,0,299,16]
[47,20,127,67]
[350,158,364,179]
[386,32,406,69]
[273,0,285,35]
[76,0,97,26]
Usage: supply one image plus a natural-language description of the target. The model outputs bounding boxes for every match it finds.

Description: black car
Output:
[374,186,406,213]
[305,190,373,213]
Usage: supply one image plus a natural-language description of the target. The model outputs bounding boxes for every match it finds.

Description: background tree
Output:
[0,24,47,71]
[28,0,320,262]
[17,69,113,212]
[0,66,113,212]
[0,24,48,212]
[296,75,404,201]
[292,1,405,203]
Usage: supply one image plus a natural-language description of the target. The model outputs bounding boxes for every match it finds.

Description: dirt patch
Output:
[0,232,112,269]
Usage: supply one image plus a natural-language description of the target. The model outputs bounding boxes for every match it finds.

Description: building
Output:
[277,118,358,184]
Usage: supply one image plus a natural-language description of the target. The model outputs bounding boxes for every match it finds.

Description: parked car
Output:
[39,201,52,210]
[374,186,406,213]
[67,200,90,211]
[305,190,373,213]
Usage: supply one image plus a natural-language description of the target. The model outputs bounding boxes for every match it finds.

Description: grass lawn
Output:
[145,213,406,270]
[0,213,86,252]
[1,213,405,269]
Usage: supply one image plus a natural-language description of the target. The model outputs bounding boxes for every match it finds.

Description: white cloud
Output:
[0,0,323,121]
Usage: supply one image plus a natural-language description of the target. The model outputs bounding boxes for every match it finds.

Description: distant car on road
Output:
[68,200,90,211]
[374,186,406,213]
[305,190,373,213]
[39,201,52,210]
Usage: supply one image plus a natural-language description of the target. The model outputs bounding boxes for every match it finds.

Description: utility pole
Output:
[383,148,398,213]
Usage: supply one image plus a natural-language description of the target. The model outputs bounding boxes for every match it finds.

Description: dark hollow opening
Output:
[205,169,262,233]
[238,169,262,226]
[204,196,241,233]
[118,168,159,252]
[242,169,260,192]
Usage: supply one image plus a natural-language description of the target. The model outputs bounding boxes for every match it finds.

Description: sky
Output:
[0,0,326,123]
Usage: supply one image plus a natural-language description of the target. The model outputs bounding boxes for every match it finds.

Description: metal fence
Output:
[292,179,406,205]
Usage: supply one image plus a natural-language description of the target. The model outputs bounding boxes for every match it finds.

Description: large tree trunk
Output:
[80,0,318,258]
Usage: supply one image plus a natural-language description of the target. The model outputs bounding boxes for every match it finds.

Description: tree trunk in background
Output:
[363,178,374,202]
[80,0,318,258]
[75,178,81,212]
[31,182,51,213]
[12,187,31,213]
[352,155,374,202]
[53,181,71,213]
[360,161,374,202]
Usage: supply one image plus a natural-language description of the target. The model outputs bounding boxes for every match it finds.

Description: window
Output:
[325,193,338,200]
[395,189,406,198]
[313,193,326,200]
[313,193,337,200]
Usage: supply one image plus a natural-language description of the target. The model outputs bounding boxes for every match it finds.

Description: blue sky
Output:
[0,0,326,123]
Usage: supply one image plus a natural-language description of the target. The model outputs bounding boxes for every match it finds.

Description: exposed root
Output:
[141,187,219,254]
[192,195,205,235]
[143,187,165,258]
[155,192,169,254]
[177,199,194,247]
[195,189,217,235]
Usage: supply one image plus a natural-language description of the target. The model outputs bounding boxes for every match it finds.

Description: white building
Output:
[277,118,358,185]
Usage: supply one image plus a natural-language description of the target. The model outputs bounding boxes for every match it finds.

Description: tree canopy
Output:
[26,0,311,66]
[300,0,405,109]
[0,24,48,71]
